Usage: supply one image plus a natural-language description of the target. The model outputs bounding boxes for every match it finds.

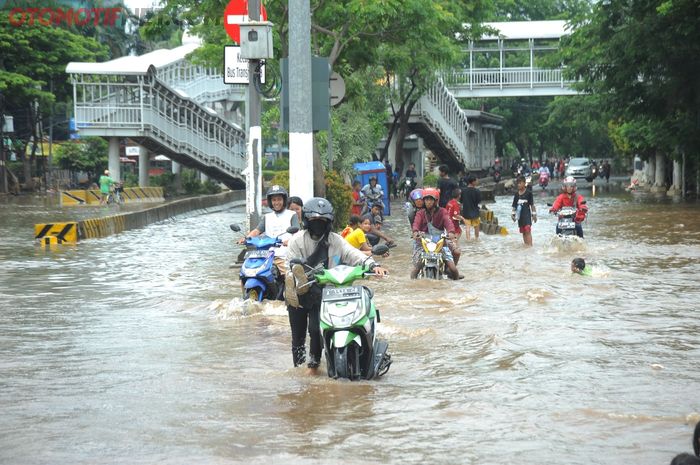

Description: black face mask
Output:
[308,220,328,239]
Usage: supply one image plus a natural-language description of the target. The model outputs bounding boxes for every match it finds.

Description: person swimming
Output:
[571,257,592,276]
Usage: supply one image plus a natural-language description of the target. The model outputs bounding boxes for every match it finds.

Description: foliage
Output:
[270,171,289,191]
[123,173,139,188]
[323,170,353,230]
[182,169,221,195]
[560,0,700,162]
[422,173,439,187]
[272,157,289,171]
[150,172,176,197]
[53,138,108,179]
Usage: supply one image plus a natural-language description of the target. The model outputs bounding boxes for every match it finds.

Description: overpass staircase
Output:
[67,43,248,188]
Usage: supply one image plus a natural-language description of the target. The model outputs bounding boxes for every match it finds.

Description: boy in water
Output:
[571,258,592,276]
[511,175,536,247]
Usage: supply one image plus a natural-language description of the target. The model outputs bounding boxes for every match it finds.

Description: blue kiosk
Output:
[354,161,390,216]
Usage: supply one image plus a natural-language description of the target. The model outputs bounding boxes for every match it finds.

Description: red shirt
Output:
[550,192,588,223]
[412,207,456,235]
[351,191,362,216]
[445,199,462,234]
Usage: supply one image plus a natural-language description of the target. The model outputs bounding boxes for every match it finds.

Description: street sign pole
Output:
[288,0,314,200]
[246,0,262,231]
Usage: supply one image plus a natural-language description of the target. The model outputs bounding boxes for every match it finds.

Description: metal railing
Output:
[72,72,246,179]
[412,78,470,165]
[444,67,575,90]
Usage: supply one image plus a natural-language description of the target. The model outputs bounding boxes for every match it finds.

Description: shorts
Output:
[465,217,480,227]
[519,225,532,233]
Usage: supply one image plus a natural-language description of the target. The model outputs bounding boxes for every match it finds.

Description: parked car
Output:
[565,157,593,180]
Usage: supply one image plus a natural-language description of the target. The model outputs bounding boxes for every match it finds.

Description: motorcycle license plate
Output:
[559,220,576,230]
[245,250,273,259]
[323,286,363,301]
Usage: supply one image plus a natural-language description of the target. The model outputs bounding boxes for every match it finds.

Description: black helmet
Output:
[266,185,288,211]
[302,197,334,230]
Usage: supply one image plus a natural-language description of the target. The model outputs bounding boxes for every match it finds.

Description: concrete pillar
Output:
[172,160,182,193]
[200,172,209,183]
[643,160,655,186]
[138,146,149,187]
[108,137,120,181]
[668,159,682,196]
[654,153,666,189]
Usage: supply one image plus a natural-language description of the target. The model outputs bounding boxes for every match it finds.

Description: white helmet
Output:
[562,176,577,191]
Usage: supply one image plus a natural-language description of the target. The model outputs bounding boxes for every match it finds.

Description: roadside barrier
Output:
[60,187,165,206]
[479,207,508,235]
[36,191,244,245]
[34,222,79,244]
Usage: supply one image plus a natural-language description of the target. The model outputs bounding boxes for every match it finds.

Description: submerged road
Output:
[1,186,699,464]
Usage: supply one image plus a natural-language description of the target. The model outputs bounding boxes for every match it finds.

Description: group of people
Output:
[511,175,589,246]
[235,164,593,372]
[236,185,388,373]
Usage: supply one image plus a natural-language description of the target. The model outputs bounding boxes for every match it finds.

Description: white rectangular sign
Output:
[224,46,265,84]
[125,146,140,156]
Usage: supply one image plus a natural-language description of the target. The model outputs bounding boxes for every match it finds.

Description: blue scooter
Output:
[231,224,284,302]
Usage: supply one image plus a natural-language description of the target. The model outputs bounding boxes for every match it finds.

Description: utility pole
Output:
[288,0,314,200]
[246,0,262,231]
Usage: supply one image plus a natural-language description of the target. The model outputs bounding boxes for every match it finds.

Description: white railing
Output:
[73,74,246,179]
[412,78,470,165]
[445,67,574,89]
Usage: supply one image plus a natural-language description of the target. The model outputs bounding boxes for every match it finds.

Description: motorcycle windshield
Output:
[246,236,279,249]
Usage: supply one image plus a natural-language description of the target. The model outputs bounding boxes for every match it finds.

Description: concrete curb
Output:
[35,191,245,244]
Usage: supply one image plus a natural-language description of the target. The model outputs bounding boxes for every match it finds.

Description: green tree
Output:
[0,10,107,189]
[54,137,108,181]
[561,0,700,179]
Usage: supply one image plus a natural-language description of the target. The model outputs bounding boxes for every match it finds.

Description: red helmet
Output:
[422,187,440,202]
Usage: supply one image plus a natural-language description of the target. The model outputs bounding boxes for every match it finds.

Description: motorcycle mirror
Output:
[230,224,241,232]
[372,244,390,256]
[286,226,299,234]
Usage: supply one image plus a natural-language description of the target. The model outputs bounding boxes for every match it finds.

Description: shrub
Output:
[150,172,175,197]
[422,173,439,187]
[273,157,289,171]
[324,170,352,230]
[270,170,289,190]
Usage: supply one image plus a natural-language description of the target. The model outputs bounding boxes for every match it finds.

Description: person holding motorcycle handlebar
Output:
[410,188,462,280]
[549,176,588,238]
[284,197,388,373]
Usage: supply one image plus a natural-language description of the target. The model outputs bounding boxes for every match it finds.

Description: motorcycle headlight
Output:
[244,265,265,277]
[322,300,364,328]
[426,242,437,252]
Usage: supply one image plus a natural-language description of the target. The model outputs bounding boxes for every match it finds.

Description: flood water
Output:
[1,187,699,465]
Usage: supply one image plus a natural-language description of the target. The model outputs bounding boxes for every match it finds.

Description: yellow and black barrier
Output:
[60,187,164,206]
[479,208,508,235]
[34,222,79,246]
[60,190,88,205]
[37,191,244,245]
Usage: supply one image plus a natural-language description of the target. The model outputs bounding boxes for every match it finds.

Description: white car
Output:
[565,157,593,180]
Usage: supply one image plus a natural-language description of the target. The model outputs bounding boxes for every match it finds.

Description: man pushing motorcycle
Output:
[284,197,388,373]
[410,188,462,280]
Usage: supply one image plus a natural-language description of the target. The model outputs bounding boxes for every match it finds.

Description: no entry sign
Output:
[223,0,268,44]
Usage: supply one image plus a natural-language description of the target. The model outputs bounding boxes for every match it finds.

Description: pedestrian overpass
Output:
[67,20,573,187]
[390,21,575,174]
[444,20,578,98]
[66,40,248,189]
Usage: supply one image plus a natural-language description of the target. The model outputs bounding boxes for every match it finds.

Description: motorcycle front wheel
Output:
[424,267,437,280]
[333,345,360,380]
[246,288,262,302]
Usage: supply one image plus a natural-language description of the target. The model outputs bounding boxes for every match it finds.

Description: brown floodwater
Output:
[1,186,699,464]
